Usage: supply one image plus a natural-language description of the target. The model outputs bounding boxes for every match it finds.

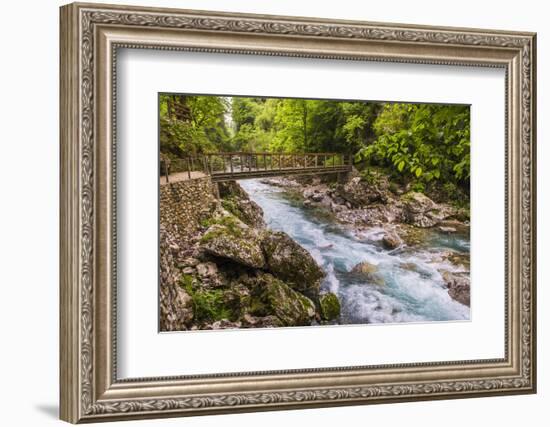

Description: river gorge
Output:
[240,179,470,325]
[159,172,471,331]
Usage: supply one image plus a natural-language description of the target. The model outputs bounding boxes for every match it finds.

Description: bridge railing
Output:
[161,152,352,183]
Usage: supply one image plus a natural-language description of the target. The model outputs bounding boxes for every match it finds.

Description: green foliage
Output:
[319,293,341,321]
[411,182,426,193]
[199,217,213,228]
[230,98,380,155]
[159,94,231,158]
[232,97,260,130]
[180,276,233,323]
[221,199,239,217]
[360,168,386,186]
[159,94,470,203]
[179,273,195,289]
[324,155,344,167]
[357,103,470,191]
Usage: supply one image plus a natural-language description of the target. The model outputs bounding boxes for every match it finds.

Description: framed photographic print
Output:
[60,2,537,423]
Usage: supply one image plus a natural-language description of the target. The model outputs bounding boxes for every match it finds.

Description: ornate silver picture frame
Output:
[60,2,536,423]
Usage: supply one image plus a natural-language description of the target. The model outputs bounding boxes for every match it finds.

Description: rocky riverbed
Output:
[160,170,471,332]
[257,169,471,310]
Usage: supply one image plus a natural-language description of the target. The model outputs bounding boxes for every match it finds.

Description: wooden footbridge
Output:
[161,152,352,184]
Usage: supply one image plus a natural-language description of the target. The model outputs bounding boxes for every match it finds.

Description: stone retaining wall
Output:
[159,177,218,244]
[159,177,218,331]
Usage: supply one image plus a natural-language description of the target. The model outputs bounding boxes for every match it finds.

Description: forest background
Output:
[159,94,470,205]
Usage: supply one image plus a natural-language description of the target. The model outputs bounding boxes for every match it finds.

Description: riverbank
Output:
[160,172,471,332]
[160,178,340,331]
[257,171,471,308]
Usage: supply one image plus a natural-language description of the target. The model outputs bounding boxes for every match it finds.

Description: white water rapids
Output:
[240,179,470,325]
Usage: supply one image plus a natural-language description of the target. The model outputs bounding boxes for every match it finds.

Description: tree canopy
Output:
[159,93,470,200]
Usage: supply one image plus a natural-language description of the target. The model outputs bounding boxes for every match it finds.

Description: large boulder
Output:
[400,192,460,228]
[441,271,470,307]
[200,215,266,269]
[402,191,436,212]
[261,231,325,296]
[248,274,316,327]
[401,192,439,228]
[336,172,389,208]
[218,181,266,228]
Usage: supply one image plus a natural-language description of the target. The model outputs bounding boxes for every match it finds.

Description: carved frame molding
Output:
[60,2,536,423]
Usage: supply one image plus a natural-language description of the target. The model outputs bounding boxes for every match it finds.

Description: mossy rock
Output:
[222,284,251,318]
[218,181,266,228]
[186,287,236,324]
[200,216,266,269]
[218,180,248,199]
[265,277,316,327]
[261,231,324,295]
[199,214,244,239]
[221,197,266,229]
[319,292,341,321]
[247,273,316,327]
[179,273,196,289]
[398,225,429,246]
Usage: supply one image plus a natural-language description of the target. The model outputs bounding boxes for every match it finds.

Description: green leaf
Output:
[415,167,423,178]
[397,161,405,172]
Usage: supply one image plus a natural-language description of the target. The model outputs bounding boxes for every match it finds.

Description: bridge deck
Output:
[210,164,350,182]
[160,152,352,184]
